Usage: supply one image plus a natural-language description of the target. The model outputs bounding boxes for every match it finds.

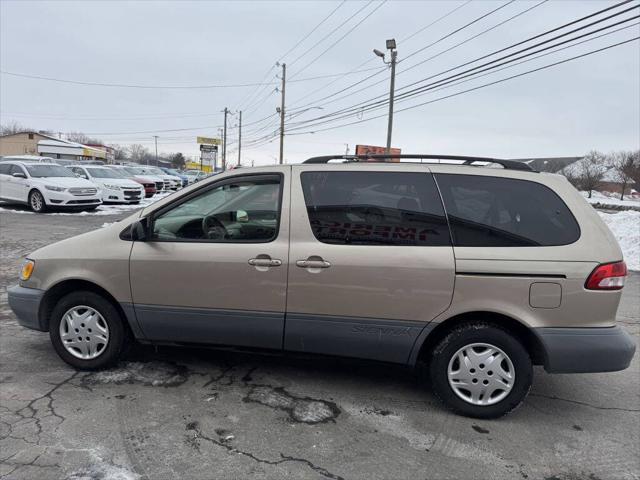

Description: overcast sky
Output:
[1,0,639,166]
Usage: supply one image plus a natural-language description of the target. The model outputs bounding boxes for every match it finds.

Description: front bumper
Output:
[102,188,143,204]
[7,285,46,331]
[536,326,636,373]
[46,191,102,207]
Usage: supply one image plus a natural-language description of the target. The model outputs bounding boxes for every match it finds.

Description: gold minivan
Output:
[8,155,636,418]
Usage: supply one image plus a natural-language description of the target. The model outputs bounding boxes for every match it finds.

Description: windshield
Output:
[164,168,180,175]
[147,168,164,175]
[124,167,146,175]
[26,165,76,178]
[185,171,200,176]
[87,168,124,179]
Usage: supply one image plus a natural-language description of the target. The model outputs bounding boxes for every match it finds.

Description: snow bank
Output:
[598,211,640,271]
[583,191,640,209]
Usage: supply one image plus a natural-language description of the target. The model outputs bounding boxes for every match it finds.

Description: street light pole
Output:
[373,39,397,156]
[386,49,397,156]
[237,110,242,167]
[222,107,228,171]
[153,135,158,166]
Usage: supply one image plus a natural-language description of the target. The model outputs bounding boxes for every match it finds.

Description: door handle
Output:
[296,258,331,269]
[248,257,282,267]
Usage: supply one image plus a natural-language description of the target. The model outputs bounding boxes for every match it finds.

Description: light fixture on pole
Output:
[373,38,397,155]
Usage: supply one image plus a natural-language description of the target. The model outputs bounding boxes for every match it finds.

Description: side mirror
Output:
[236,209,249,222]
[120,218,150,241]
[12,172,26,179]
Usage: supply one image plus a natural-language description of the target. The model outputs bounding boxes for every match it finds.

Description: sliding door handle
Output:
[296,258,331,269]
[248,257,282,267]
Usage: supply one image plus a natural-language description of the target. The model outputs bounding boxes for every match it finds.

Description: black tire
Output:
[429,323,532,419]
[49,291,126,370]
[28,190,47,213]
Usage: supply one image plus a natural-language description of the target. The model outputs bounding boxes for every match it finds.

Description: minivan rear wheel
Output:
[429,323,532,418]
[49,291,125,370]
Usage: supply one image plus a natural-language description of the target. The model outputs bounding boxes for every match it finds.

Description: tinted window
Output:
[153,176,281,242]
[9,165,25,176]
[435,174,580,247]
[0,164,11,175]
[301,171,450,246]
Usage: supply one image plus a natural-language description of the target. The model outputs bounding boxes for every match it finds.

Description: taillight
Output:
[585,261,627,290]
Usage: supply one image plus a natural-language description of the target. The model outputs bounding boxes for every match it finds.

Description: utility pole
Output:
[278,63,286,164]
[222,107,228,171]
[153,135,158,166]
[345,143,350,156]
[237,110,242,167]
[373,39,397,155]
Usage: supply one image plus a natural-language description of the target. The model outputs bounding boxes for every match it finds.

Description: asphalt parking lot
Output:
[1,209,638,480]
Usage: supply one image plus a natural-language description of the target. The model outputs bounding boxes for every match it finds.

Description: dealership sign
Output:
[197,136,221,145]
[355,144,401,159]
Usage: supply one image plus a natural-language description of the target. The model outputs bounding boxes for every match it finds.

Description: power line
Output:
[289,1,388,80]
[284,36,639,136]
[288,0,474,108]
[283,3,639,130]
[287,0,526,114]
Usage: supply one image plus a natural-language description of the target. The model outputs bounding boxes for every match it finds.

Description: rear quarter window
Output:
[434,174,580,247]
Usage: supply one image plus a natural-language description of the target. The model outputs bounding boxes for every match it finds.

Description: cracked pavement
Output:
[1,210,639,480]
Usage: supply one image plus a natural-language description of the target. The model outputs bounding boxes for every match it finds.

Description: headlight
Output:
[103,184,121,190]
[45,185,66,192]
[20,259,35,281]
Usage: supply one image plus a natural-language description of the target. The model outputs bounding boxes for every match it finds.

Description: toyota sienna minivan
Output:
[8,155,635,418]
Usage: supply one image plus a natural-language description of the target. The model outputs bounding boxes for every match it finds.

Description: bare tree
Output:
[127,144,149,164]
[562,151,608,198]
[66,131,104,145]
[622,150,640,191]
[1,121,34,136]
[609,151,637,200]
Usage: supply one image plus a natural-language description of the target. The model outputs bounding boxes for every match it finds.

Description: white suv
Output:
[0,160,102,212]
[68,165,144,204]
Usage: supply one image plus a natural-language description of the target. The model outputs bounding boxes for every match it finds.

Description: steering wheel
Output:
[202,215,228,240]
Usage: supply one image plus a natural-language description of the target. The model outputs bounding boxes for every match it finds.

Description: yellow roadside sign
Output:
[197,136,221,145]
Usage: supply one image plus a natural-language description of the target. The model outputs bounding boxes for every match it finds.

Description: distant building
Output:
[511,156,583,173]
[0,131,107,161]
[0,131,57,156]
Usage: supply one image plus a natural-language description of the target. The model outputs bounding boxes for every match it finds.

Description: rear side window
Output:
[0,164,10,175]
[301,171,450,246]
[435,174,580,247]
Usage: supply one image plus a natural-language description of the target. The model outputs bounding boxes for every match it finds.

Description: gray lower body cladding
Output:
[535,326,636,373]
[7,285,46,331]
[7,285,636,372]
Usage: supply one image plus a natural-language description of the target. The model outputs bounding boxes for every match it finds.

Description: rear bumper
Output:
[7,285,46,331]
[536,326,636,373]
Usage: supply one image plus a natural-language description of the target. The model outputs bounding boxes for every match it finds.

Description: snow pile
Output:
[583,191,640,209]
[599,211,640,271]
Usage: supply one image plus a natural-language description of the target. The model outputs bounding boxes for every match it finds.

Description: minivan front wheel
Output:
[429,323,532,418]
[49,291,125,370]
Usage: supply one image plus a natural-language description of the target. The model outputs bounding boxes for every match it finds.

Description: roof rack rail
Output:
[303,154,535,172]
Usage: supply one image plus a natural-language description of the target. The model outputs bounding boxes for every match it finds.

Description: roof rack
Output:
[303,154,535,172]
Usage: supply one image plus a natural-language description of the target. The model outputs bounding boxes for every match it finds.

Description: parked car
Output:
[7,155,635,418]
[141,167,181,190]
[106,165,157,198]
[184,169,207,184]
[67,165,144,204]
[118,166,166,194]
[0,160,101,212]
[160,167,189,187]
